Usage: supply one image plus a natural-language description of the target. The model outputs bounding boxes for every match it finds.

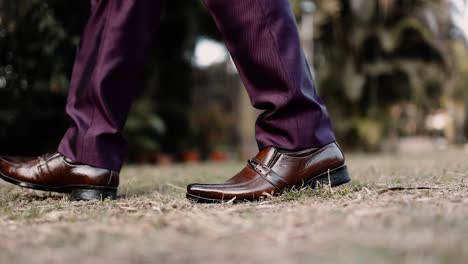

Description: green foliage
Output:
[0,1,88,154]
[312,0,464,149]
[0,1,212,156]
[1,0,467,157]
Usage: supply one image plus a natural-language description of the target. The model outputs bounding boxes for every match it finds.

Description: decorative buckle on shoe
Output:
[248,159,289,191]
[248,160,271,176]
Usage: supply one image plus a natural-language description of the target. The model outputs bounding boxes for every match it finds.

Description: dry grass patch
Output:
[0,150,468,263]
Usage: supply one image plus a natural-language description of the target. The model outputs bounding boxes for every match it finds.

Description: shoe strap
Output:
[247,159,289,191]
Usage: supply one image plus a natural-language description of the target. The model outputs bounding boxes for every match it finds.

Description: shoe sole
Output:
[0,171,117,201]
[186,165,351,203]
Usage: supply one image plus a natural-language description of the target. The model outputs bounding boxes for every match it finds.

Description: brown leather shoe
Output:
[186,142,350,203]
[0,153,119,200]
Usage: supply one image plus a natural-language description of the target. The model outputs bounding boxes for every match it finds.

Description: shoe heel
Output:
[70,188,117,201]
[311,166,351,188]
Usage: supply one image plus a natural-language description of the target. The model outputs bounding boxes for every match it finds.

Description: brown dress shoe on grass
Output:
[0,153,119,200]
[186,142,350,203]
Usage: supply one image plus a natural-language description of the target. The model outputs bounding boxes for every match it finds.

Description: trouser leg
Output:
[58,0,162,171]
[202,0,336,150]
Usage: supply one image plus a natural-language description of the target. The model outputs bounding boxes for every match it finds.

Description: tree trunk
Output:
[300,1,315,64]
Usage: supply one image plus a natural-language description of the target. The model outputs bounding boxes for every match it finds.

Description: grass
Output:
[1,149,468,263]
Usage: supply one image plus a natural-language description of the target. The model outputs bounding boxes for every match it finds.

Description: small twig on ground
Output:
[165,183,186,192]
[224,197,237,205]
[377,186,440,195]
[362,187,378,195]
[327,169,334,193]
[116,204,138,212]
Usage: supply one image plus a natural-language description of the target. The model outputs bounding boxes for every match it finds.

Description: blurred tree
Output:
[310,0,463,150]
[125,2,220,160]
[1,0,468,159]
[0,0,89,155]
[0,1,216,159]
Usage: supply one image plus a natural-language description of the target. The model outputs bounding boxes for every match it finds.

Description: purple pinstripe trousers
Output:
[58,0,336,171]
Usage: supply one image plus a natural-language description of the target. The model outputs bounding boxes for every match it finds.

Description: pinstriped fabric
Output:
[58,0,162,171]
[203,0,335,151]
[58,0,335,171]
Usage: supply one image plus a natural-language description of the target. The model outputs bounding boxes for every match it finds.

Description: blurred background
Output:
[1,0,468,164]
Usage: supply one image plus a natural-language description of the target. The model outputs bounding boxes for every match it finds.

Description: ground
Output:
[0,150,467,264]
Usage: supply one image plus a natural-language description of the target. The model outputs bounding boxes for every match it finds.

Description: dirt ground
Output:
[0,149,467,264]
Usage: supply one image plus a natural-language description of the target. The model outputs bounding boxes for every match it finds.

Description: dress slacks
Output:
[58,0,336,171]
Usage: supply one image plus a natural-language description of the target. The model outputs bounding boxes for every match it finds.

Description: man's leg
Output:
[187,0,349,203]
[203,0,335,150]
[0,0,162,200]
[58,0,162,172]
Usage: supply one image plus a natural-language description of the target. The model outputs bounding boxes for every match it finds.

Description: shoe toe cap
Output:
[186,183,210,196]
